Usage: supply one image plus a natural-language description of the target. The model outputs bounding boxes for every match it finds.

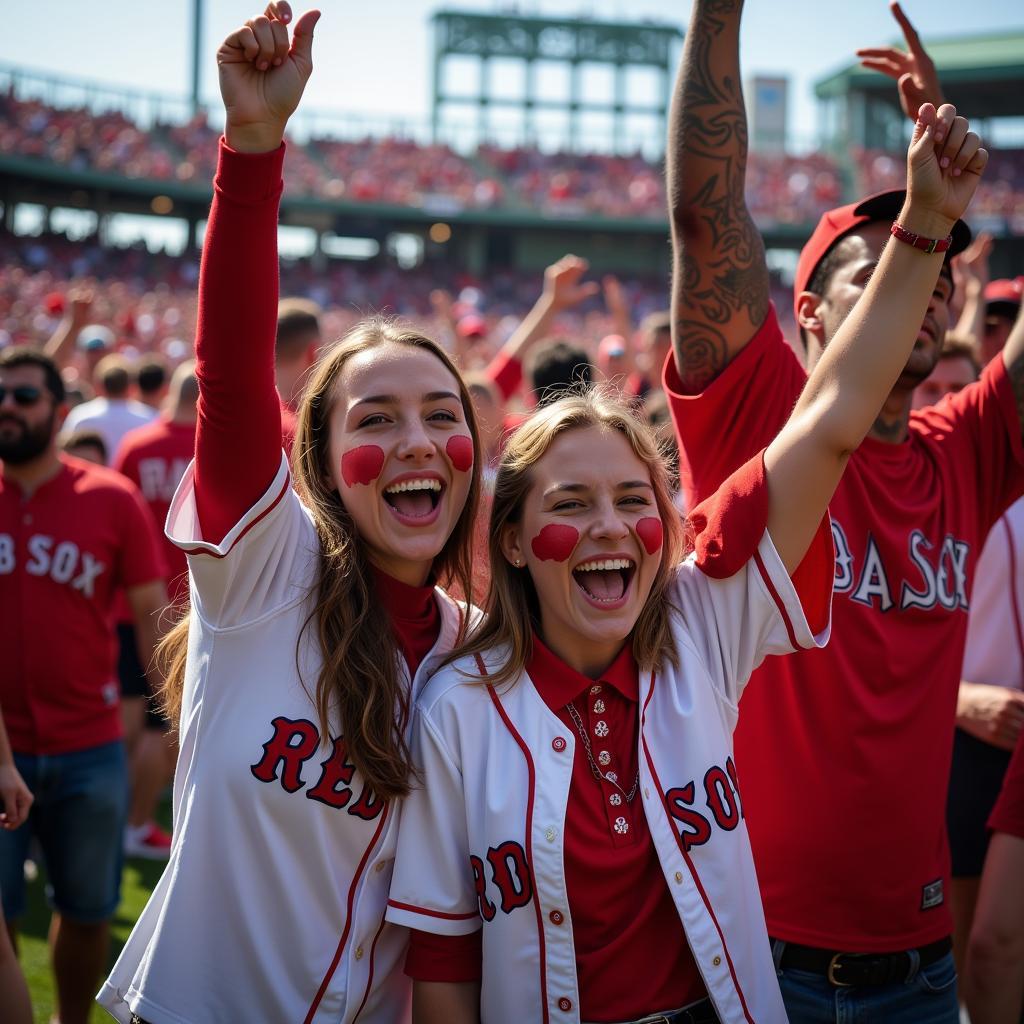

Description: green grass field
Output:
[18,803,168,1024]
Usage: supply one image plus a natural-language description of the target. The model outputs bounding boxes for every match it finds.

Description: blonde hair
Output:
[157,317,481,800]
[449,387,684,687]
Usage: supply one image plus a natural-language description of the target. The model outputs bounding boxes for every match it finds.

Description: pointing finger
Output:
[265,1,292,22]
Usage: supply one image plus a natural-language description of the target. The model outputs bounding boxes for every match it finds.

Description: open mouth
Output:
[572,557,636,607]
[382,477,444,522]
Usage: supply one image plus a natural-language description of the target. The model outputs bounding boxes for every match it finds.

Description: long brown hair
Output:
[157,318,480,800]
[449,387,683,688]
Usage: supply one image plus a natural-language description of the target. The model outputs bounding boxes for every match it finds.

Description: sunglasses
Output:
[0,385,45,407]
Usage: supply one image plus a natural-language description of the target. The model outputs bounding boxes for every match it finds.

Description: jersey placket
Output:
[583,681,639,847]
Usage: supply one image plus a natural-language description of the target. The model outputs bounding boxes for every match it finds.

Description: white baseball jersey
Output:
[99,453,469,1024]
[962,495,1024,691]
[387,527,830,1024]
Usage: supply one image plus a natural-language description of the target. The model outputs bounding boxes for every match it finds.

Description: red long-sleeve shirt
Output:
[193,139,438,670]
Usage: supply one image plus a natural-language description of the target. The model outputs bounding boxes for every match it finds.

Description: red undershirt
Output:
[407,633,705,1020]
[192,139,440,670]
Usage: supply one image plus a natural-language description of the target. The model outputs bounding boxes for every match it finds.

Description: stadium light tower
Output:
[191,0,204,116]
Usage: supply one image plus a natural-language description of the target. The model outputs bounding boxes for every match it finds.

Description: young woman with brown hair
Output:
[99,6,481,1023]
[385,102,989,1023]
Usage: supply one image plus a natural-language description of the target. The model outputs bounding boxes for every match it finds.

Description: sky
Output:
[2,0,1021,150]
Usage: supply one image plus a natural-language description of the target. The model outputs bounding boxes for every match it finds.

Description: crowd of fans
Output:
[0,89,877,224]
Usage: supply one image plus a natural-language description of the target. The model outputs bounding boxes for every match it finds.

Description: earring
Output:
[513,558,522,567]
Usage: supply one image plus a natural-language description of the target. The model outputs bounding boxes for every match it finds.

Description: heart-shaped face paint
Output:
[446,434,474,473]
[340,445,385,487]
[636,517,663,555]
[530,524,580,562]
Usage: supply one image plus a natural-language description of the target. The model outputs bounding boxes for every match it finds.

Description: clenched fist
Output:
[217,1,320,153]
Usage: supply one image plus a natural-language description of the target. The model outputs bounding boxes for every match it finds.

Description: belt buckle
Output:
[827,953,854,988]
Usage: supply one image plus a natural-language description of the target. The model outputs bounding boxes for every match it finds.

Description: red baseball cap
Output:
[456,314,487,339]
[793,189,971,324]
[984,278,1023,309]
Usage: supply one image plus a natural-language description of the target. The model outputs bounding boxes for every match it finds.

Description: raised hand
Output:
[904,103,987,232]
[542,255,600,312]
[954,231,994,294]
[857,2,943,123]
[217,1,320,153]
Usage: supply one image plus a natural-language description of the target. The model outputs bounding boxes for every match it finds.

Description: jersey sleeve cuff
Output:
[166,451,290,560]
[215,137,286,205]
[404,928,483,982]
[754,524,832,652]
[385,898,482,936]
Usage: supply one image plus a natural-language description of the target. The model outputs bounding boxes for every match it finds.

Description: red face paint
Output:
[340,445,385,487]
[446,434,474,473]
[531,524,579,563]
[636,517,664,556]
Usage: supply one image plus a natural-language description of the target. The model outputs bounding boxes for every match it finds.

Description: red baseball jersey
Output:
[989,731,1024,840]
[665,305,1024,951]
[0,455,166,754]
[114,416,196,605]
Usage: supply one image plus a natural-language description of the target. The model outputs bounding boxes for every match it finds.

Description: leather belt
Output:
[776,936,952,988]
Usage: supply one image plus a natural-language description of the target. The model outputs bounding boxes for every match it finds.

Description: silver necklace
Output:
[566,701,640,803]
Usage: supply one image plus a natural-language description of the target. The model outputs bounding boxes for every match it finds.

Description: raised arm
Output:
[857,2,944,123]
[999,297,1024,443]
[484,255,599,401]
[193,1,318,543]
[667,0,768,394]
[765,104,987,571]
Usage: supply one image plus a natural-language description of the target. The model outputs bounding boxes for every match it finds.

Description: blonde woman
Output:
[99,5,482,1023]
[385,103,988,1024]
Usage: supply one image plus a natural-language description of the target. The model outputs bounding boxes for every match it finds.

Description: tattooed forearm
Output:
[668,0,768,391]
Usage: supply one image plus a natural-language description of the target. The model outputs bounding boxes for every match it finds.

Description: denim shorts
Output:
[0,740,127,922]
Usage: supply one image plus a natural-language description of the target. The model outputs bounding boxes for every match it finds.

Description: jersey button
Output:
[355,946,364,960]
[674,871,683,884]
[557,997,573,1011]
[552,736,567,752]
[374,862,387,873]
[549,910,564,925]
[712,955,722,967]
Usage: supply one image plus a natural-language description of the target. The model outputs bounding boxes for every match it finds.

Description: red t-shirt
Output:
[0,455,166,754]
[115,416,196,606]
[989,731,1024,840]
[665,304,1024,951]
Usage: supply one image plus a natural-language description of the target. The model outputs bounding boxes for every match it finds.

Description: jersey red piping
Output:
[303,803,390,1024]
[753,550,799,650]
[350,913,388,1024]
[178,471,291,560]
[479,654,550,1024]
[640,672,756,1024]
[386,899,479,921]
[1003,517,1024,671]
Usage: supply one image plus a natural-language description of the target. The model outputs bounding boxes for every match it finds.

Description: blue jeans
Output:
[772,943,959,1024]
[0,740,127,922]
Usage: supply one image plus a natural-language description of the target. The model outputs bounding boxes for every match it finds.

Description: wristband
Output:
[890,221,953,255]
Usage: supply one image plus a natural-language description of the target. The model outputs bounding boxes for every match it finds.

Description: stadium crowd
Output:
[2,3,1024,1024]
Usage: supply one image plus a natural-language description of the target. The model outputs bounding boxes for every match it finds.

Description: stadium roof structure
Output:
[815,30,1024,121]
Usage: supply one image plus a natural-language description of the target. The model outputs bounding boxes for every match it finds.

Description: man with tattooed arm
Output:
[664,2,1024,1021]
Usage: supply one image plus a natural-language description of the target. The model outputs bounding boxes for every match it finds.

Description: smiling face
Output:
[325,342,474,586]
[502,424,663,676]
